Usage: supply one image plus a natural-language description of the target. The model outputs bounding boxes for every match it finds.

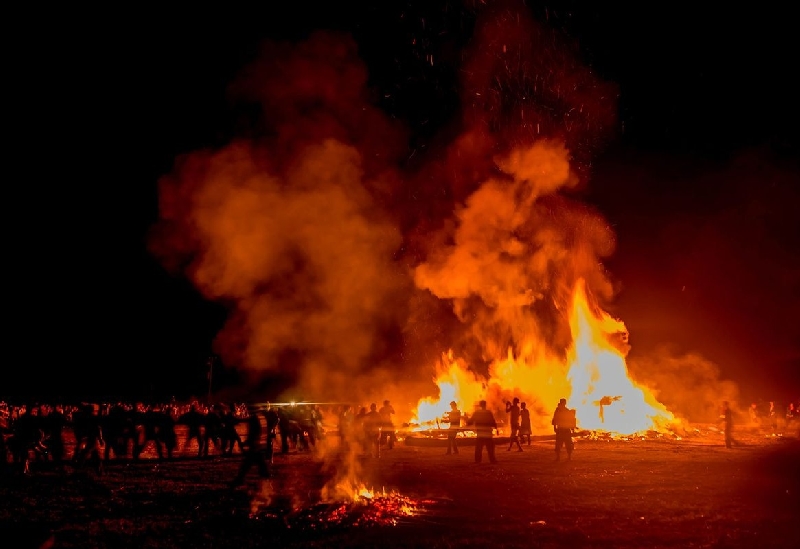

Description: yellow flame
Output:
[410,352,487,428]
[567,279,674,434]
[410,279,677,436]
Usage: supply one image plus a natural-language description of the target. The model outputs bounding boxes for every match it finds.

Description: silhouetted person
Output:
[265,406,280,459]
[9,405,45,474]
[355,406,367,453]
[73,404,105,475]
[721,401,734,448]
[467,400,497,464]
[155,407,178,459]
[41,404,67,469]
[505,397,523,451]
[296,405,317,450]
[230,407,271,488]
[378,400,396,450]
[337,404,355,453]
[277,408,291,454]
[786,402,797,434]
[103,403,131,461]
[445,401,461,455]
[203,405,224,457]
[551,398,575,461]
[519,402,532,446]
[178,403,206,457]
[768,401,778,435]
[220,404,243,455]
[363,403,381,457]
[748,402,760,429]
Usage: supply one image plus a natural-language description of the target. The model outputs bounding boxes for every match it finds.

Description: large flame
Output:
[567,279,675,434]
[410,279,676,436]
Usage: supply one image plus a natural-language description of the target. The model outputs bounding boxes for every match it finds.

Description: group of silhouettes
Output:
[0,400,326,477]
[440,397,576,463]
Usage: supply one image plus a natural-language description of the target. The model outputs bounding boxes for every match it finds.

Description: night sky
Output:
[8,1,799,407]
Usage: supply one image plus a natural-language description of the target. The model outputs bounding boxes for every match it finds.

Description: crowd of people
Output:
[4,395,794,479]
[0,399,329,476]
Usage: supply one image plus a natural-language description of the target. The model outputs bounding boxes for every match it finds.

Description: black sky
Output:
[8,1,799,404]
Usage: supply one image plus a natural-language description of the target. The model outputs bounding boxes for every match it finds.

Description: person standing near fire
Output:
[445,401,461,455]
[519,402,532,446]
[551,398,575,461]
[467,400,498,464]
[378,400,396,450]
[505,397,523,452]
[720,401,734,448]
[363,403,382,457]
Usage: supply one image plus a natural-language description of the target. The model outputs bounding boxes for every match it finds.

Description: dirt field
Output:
[1,426,798,549]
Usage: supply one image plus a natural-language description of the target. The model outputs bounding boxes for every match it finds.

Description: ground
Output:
[1,426,798,549]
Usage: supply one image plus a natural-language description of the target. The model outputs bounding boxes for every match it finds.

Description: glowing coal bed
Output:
[248,481,436,530]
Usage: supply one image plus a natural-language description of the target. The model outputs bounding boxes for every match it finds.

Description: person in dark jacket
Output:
[551,398,575,461]
[466,400,497,464]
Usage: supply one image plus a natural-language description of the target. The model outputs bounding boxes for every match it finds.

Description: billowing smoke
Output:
[148,2,738,423]
[150,33,413,401]
[627,346,741,423]
[414,140,616,369]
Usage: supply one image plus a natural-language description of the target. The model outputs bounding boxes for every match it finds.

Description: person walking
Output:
[229,406,272,488]
[505,397,523,452]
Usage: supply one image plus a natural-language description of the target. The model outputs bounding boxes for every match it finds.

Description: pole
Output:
[207,356,214,405]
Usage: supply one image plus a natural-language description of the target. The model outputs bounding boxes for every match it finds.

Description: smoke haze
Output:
[148,2,752,422]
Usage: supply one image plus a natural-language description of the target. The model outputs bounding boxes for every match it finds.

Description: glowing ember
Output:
[253,484,432,529]
[304,489,432,528]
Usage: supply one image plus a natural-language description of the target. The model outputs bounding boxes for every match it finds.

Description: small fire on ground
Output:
[250,480,433,529]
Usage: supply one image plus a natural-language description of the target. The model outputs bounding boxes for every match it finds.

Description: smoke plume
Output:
[148,2,736,423]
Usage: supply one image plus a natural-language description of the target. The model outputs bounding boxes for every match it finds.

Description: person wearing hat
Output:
[551,398,576,461]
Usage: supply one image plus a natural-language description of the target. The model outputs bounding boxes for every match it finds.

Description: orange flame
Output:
[410,279,677,436]
[410,352,487,429]
[566,278,675,434]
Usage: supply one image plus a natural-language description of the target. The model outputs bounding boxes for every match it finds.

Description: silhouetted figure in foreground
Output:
[467,400,497,464]
[551,398,575,461]
[445,401,461,455]
[230,408,271,488]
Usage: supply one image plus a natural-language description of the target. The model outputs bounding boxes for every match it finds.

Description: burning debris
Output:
[249,479,434,530]
[288,488,435,529]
